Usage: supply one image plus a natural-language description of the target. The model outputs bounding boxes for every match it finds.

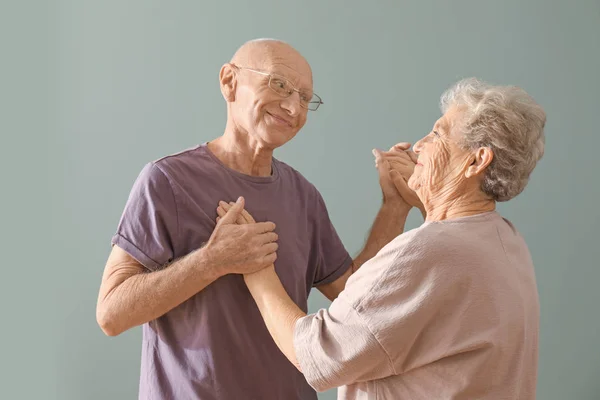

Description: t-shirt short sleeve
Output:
[111,162,178,271]
[310,190,352,287]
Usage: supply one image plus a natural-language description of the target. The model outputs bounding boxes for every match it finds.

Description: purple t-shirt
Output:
[111,143,352,400]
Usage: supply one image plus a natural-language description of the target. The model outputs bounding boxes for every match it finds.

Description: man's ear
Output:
[465,147,494,178]
[219,63,237,102]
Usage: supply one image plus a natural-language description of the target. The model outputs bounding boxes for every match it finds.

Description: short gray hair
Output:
[440,78,546,202]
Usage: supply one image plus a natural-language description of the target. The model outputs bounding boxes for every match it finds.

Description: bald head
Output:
[230,39,312,82]
[218,39,316,148]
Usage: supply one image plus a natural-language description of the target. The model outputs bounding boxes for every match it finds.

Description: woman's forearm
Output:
[244,266,306,370]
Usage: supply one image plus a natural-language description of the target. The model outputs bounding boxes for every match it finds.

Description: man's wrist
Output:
[382,198,412,215]
[193,245,224,281]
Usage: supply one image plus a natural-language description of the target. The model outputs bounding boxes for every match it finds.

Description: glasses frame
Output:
[234,65,323,111]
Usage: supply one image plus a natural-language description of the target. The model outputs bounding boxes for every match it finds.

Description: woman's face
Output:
[409,106,476,203]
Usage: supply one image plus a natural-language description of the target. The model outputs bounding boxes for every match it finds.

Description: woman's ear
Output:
[465,147,494,178]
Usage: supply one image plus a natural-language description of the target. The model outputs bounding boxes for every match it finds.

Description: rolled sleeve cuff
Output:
[111,233,161,271]
[313,254,353,287]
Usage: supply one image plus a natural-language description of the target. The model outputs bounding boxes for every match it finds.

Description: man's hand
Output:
[216,201,276,279]
[216,200,301,369]
[204,197,278,276]
[375,143,425,216]
[373,142,413,205]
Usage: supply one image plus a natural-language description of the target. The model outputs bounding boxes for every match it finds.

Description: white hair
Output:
[440,78,546,201]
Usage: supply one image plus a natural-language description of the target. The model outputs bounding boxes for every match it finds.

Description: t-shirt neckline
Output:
[199,142,280,184]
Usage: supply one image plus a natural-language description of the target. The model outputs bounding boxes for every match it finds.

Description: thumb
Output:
[406,150,419,164]
[219,196,245,224]
[372,148,386,169]
[391,142,411,151]
[373,150,389,174]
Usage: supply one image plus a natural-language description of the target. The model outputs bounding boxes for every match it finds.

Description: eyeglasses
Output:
[235,66,323,111]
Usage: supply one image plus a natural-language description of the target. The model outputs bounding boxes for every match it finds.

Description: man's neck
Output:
[208,124,274,177]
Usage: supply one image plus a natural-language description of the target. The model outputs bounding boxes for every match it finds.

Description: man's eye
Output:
[273,79,286,88]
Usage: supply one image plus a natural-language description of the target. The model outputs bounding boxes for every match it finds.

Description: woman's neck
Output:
[423,181,496,222]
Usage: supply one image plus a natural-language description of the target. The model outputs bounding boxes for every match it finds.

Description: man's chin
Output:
[259,130,297,148]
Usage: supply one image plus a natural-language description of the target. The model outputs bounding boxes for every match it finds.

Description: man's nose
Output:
[280,91,302,116]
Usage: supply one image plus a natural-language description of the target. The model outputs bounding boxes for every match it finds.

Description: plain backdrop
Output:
[2,1,599,399]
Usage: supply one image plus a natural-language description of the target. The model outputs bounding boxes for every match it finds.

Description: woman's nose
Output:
[413,138,424,154]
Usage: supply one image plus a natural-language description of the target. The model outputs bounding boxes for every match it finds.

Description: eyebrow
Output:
[434,119,449,134]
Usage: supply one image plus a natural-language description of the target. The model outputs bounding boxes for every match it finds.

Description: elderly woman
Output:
[217,78,545,399]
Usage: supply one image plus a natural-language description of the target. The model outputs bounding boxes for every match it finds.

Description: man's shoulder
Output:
[146,144,216,181]
[152,144,204,168]
[273,158,319,194]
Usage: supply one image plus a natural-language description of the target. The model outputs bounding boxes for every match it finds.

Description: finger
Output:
[387,156,414,166]
[389,142,411,151]
[388,164,414,179]
[228,201,247,225]
[219,200,233,210]
[372,148,382,167]
[377,158,397,196]
[376,156,391,176]
[226,202,255,224]
[390,170,418,201]
[387,156,415,169]
[259,232,279,244]
[241,209,256,224]
[406,150,419,163]
[250,221,277,233]
[216,216,221,223]
[218,197,244,224]
[380,151,413,162]
[263,252,277,265]
[261,242,279,254]
[216,206,227,218]
[219,201,244,225]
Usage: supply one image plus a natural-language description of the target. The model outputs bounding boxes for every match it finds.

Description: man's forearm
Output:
[97,248,219,336]
[317,201,412,302]
[353,201,411,269]
[244,267,305,370]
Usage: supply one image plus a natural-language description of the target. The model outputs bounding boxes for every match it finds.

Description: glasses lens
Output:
[307,93,322,111]
[269,75,322,111]
[269,76,292,97]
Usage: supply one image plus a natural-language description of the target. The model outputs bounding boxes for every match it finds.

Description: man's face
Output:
[229,48,313,149]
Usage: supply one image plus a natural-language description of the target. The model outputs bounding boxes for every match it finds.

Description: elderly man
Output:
[96,39,414,399]
[223,78,545,399]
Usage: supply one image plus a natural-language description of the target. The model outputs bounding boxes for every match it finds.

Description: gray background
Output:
[2,0,599,399]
